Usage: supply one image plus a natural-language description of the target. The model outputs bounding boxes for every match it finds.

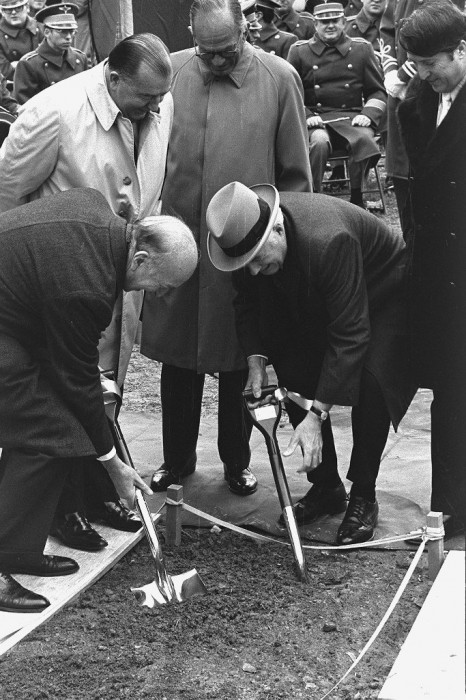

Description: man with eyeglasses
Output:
[0,0,43,81]
[14,1,88,104]
[141,0,311,500]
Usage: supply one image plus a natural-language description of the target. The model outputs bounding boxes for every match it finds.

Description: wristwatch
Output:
[310,405,329,422]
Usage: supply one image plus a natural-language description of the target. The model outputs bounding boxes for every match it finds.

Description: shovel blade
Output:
[131,569,207,607]
[281,505,308,582]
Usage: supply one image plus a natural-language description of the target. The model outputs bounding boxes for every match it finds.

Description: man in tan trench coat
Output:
[141,0,312,497]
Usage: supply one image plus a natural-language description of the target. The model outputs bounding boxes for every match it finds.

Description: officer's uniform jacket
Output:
[275,8,315,39]
[0,15,43,80]
[14,39,88,103]
[346,10,382,58]
[288,33,386,125]
[255,23,298,58]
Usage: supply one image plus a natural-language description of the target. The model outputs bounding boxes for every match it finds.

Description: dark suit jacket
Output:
[234,193,414,428]
[0,188,128,457]
[398,77,466,387]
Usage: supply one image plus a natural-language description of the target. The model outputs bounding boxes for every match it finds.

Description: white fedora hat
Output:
[207,181,279,272]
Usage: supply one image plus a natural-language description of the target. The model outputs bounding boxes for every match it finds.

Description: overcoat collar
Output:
[309,33,352,56]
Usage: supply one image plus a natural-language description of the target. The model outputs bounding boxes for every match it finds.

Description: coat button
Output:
[345,83,350,88]
[315,84,320,89]
[450,282,456,288]
[450,232,456,239]
[275,33,279,38]
[348,63,353,68]
[270,50,276,54]
[317,102,322,107]
[313,65,318,70]
[44,62,48,67]
[76,59,80,63]
[51,80,55,84]
[341,104,346,108]
[123,176,132,185]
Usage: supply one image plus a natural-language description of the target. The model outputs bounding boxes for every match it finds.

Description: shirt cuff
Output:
[96,446,116,462]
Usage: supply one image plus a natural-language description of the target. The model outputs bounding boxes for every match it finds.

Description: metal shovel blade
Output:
[100,372,208,606]
[131,490,208,607]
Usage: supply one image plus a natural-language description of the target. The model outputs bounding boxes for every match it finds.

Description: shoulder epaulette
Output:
[20,49,39,62]
[350,37,371,45]
[71,47,86,57]
[294,39,309,46]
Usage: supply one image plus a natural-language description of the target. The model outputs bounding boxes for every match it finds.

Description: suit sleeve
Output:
[275,62,313,192]
[313,232,371,405]
[42,293,115,457]
[0,98,60,212]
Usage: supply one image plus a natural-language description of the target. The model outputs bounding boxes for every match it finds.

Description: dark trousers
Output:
[430,383,466,521]
[160,363,252,474]
[0,448,74,569]
[284,369,391,492]
[55,457,120,518]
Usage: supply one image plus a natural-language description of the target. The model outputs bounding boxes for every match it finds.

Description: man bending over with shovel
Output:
[207,182,416,546]
[0,188,198,613]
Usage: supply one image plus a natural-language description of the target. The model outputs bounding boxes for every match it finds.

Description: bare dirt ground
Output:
[0,188,433,700]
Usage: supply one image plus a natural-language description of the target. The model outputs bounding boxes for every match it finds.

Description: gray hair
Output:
[190,0,244,34]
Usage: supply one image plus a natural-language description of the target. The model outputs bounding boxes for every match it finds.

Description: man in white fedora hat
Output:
[207,182,416,545]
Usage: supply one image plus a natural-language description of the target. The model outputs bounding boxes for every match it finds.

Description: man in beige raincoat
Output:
[141,0,312,497]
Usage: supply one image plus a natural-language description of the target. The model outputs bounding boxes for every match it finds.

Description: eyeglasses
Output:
[2,5,27,12]
[194,38,242,62]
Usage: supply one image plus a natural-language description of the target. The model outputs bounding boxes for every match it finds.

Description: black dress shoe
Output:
[0,574,50,613]
[150,465,196,493]
[51,512,108,552]
[336,495,379,545]
[278,483,348,528]
[223,465,258,496]
[98,500,142,532]
[5,554,79,577]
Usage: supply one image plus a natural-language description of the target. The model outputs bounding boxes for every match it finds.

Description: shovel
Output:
[101,373,208,607]
[243,385,307,582]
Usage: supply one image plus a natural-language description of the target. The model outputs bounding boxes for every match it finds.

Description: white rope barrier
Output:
[318,536,428,699]
[164,497,428,550]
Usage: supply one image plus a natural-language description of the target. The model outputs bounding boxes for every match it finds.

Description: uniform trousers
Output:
[0,449,75,570]
[277,368,391,495]
[309,125,375,192]
[160,363,252,475]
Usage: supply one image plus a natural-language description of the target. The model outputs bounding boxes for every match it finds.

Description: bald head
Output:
[124,216,198,295]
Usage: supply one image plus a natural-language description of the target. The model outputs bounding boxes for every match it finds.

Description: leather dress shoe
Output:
[150,465,196,493]
[278,483,348,528]
[223,465,258,496]
[0,573,50,613]
[98,500,142,532]
[5,554,79,577]
[336,495,379,545]
[51,512,108,552]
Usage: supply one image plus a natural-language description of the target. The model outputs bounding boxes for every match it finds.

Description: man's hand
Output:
[352,114,371,127]
[384,71,407,99]
[282,411,323,472]
[245,355,269,404]
[307,115,324,129]
[103,454,153,509]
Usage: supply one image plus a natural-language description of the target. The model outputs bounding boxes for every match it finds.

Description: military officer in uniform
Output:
[275,0,315,39]
[255,0,298,58]
[0,0,43,81]
[14,0,87,103]
[346,0,386,58]
[288,2,386,206]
